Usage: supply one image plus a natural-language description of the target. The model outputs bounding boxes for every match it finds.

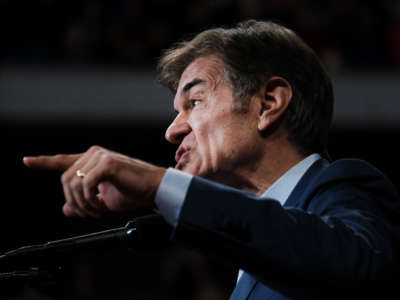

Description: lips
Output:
[175,144,191,169]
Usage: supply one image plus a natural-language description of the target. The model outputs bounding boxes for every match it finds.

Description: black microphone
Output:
[0,214,171,267]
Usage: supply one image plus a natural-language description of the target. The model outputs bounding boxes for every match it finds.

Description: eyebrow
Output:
[182,78,205,94]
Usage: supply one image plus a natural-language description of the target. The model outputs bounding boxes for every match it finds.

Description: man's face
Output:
[165,55,261,182]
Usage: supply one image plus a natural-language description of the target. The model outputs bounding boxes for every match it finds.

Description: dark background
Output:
[1,0,400,299]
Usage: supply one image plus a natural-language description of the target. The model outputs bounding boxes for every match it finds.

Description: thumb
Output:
[23,154,81,171]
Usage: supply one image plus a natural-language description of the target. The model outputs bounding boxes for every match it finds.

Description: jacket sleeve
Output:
[171,172,400,285]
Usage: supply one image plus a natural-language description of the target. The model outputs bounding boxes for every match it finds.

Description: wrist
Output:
[148,167,167,203]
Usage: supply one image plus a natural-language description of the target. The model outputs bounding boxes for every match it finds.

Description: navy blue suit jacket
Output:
[172,159,400,299]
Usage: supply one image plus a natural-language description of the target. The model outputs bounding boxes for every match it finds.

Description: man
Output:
[23,20,400,299]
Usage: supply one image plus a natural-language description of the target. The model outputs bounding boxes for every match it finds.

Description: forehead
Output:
[177,55,224,93]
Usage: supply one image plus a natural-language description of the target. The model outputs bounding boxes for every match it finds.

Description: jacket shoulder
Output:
[315,158,393,186]
[286,158,399,208]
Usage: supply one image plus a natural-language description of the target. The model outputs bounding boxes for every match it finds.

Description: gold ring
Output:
[76,170,86,178]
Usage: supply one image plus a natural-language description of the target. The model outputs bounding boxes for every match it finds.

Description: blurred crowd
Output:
[1,0,400,72]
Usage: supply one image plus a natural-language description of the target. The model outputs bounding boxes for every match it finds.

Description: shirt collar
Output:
[261,153,321,206]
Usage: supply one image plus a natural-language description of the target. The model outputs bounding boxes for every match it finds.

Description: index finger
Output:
[23,154,82,171]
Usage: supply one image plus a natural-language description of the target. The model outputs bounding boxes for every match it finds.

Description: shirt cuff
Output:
[154,167,193,226]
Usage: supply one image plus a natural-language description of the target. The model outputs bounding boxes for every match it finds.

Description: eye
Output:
[189,99,200,107]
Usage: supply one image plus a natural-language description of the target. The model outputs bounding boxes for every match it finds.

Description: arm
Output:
[24,149,399,283]
[173,175,399,284]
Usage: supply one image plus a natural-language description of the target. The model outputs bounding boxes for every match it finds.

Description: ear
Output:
[257,76,293,132]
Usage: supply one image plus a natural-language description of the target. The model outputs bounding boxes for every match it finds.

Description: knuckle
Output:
[100,153,114,170]
[65,202,79,215]
[61,173,69,185]
[88,145,102,153]
[62,204,73,216]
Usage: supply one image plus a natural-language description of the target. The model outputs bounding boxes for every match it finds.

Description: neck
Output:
[245,147,305,196]
[213,142,306,197]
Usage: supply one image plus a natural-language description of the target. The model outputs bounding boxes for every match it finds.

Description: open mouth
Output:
[175,145,191,169]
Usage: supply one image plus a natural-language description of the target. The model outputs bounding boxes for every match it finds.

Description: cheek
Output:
[204,124,232,166]
[197,127,213,160]
[215,120,253,161]
[190,108,238,165]
[191,116,210,149]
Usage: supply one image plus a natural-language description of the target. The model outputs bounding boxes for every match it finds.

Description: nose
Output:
[165,113,191,144]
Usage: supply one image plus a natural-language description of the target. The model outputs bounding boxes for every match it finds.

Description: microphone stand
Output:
[0,224,134,262]
[0,214,171,292]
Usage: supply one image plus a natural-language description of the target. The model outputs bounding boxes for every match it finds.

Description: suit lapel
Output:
[231,159,329,300]
[284,158,329,208]
[229,271,257,300]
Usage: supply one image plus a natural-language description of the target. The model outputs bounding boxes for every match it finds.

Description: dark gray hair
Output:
[157,20,334,156]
